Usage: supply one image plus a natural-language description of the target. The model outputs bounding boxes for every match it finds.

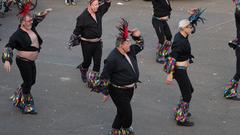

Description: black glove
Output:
[67,34,80,49]
[189,54,194,64]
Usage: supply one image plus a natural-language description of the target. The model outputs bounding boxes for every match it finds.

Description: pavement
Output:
[0,0,239,135]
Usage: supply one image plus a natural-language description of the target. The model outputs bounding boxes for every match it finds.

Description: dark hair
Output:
[115,38,123,47]
[19,13,32,24]
[89,0,98,5]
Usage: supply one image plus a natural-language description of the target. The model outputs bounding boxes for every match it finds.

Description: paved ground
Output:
[0,0,240,135]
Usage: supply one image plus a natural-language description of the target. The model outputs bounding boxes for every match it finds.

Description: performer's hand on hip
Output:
[4,61,11,72]
[165,74,173,85]
[102,95,110,103]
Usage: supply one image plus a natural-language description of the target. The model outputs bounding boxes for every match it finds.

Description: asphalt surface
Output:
[0,0,239,135]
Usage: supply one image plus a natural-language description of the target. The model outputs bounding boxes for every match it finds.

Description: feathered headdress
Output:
[188,8,206,33]
[116,18,129,42]
[18,2,31,17]
[188,8,206,26]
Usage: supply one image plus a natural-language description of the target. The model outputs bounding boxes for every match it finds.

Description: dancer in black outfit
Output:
[68,0,111,83]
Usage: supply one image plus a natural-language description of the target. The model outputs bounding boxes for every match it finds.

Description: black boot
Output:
[224,79,238,99]
[3,1,9,12]
[77,64,88,83]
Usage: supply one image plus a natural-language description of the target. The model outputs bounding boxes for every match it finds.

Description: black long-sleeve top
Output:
[100,39,144,86]
[152,0,172,18]
[73,2,111,39]
[170,32,193,62]
[5,18,43,52]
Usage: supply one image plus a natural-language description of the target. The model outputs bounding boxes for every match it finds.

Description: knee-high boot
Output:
[224,79,238,99]
[77,64,88,83]
[175,102,194,127]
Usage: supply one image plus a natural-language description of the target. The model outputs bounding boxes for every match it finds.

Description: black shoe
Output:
[76,64,88,83]
[177,121,194,127]
[23,111,37,115]
[228,40,239,49]
[23,110,37,115]
[81,73,87,83]
[156,58,165,64]
[226,96,240,101]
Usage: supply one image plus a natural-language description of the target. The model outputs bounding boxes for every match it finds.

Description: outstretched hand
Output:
[38,8,52,16]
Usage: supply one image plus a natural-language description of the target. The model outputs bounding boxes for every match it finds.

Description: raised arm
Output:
[32,8,52,27]
[130,28,144,55]
[98,0,111,16]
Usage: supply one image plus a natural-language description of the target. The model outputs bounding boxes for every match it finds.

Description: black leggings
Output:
[174,69,194,103]
[231,9,240,81]
[16,57,36,94]
[234,47,240,81]
[109,85,134,129]
[152,17,172,44]
[235,8,240,39]
[80,41,102,72]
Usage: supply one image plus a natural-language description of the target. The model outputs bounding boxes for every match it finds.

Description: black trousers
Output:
[16,57,36,94]
[109,85,134,129]
[231,9,240,81]
[80,41,102,72]
[235,8,240,39]
[152,17,172,44]
[234,47,240,81]
[173,69,194,103]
